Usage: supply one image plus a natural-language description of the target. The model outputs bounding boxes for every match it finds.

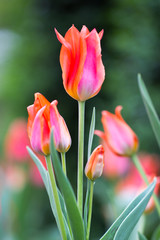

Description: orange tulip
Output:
[27,93,71,155]
[98,106,139,157]
[55,25,105,101]
[85,145,104,181]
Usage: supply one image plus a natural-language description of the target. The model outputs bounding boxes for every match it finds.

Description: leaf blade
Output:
[138,232,148,240]
[27,147,71,240]
[100,178,156,240]
[88,107,96,160]
[138,74,160,147]
[50,130,85,240]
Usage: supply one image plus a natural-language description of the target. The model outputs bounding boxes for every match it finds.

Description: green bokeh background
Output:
[0,0,160,239]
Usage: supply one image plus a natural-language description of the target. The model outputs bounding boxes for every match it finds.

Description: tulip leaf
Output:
[151,225,160,240]
[138,232,148,240]
[99,178,156,240]
[84,180,90,235]
[138,74,160,147]
[88,107,96,160]
[50,130,85,240]
[27,147,71,240]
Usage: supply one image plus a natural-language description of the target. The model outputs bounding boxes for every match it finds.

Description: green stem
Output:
[86,181,94,240]
[132,154,160,216]
[77,101,85,216]
[46,155,67,240]
[61,152,67,176]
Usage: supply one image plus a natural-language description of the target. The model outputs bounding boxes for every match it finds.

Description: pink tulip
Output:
[100,106,139,157]
[55,25,105,101]
[27,93,71,155]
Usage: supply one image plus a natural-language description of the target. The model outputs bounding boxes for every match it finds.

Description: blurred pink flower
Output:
[4,118,47,187]
[5,165,27,191]
[4,119,30,161]
[115,153,160,213]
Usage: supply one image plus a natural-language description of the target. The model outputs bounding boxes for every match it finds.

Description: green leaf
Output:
[151,225,160,240]
[27,147,71,240]
[138,74,160,147]
[88,107,95,160]
[50,130,85,240]
[138,232,148,240]
[99,178,156,240]
[84,180,90,235]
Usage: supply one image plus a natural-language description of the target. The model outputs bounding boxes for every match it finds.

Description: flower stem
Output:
[46,155,67,240]
[86,181,94,240]
[132,154,160,216]
[77,101,85,216]
[61,152,67,176]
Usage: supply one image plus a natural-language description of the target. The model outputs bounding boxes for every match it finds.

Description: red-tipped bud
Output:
[85,145,104,181]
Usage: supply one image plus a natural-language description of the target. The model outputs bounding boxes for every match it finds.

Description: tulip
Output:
[55,25,105,101]
[85,145,104,181]
[100,106,139,157]
[27,93,71,155]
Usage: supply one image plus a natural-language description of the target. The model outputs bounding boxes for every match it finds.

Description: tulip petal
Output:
[99,29,104,40]
[78,29,105,101]
[31,106,50,155]
[50,101,71,152]
[80,25,90,37]
[55,28,72,50]
[27,104,35,138]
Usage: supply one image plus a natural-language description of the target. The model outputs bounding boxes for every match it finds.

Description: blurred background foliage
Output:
[0,0,160,239]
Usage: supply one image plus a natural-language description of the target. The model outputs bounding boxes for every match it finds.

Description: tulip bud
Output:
[55,25,105,101]
[85,145,104,181]
[101,106,139,157]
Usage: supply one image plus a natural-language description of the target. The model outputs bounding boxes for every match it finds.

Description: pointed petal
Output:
[99,29,104,40]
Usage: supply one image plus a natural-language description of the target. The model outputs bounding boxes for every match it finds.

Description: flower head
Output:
[85,145,104,181]
[55,25,105,101]
[27,93,71,155]
[99,106,138,157]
